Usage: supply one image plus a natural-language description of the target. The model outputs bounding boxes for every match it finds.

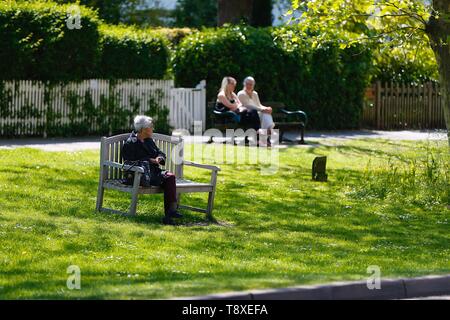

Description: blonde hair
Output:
[219,76,236,95]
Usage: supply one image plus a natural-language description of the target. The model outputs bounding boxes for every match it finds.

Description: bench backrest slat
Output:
[100,133,184,180]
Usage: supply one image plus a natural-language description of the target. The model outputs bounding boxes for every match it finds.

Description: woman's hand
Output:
[228,99,241,111]
[262,106,272,114]
[150,157,164,165]
[228,103,238,112]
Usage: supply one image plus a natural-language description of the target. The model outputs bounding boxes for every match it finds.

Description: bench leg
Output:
[96,180,105,212]
[129,172,141,216]
[206,191,215,221]
[279,130,285,143]
[206,171,218,221]
[177,193,181,208]
[299,126,306,145]
[129,191,139,216]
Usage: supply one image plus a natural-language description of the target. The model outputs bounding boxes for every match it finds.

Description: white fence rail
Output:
[0,79,206,137]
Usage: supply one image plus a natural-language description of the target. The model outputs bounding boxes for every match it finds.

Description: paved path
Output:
[284,129,447,141]
[404,295,450,300]
[0,137,101,152]
[0,130,447,152]
[181,274,450,300]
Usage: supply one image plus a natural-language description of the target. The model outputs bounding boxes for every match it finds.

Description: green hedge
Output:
[0,1,101,80]
[98,25,169,79]
[0,1,170,80]
[174,25,372,129]
[149,27,196,47]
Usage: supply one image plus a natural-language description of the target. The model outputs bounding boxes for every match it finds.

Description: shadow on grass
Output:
[278,139,415,162]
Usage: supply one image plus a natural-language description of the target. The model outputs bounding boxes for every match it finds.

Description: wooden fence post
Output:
[376,81,381,129]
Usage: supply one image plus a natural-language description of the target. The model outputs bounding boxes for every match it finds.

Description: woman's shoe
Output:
[169,211,183,219]
[162,216,176,225]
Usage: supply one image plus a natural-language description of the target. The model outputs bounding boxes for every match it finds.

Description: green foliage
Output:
[371,44,439,84]
[126,6,174,27]
[148,27,195,47]
[0,0,101,80]
[174,25,372,129]
[98,24,170,79]
[173,0,217,28]
[0,1,170,80]
[348,143,449,209]
[144,90,172,135]
[52,0,144,25]
[288,0,432,48]
[287,1,440,84]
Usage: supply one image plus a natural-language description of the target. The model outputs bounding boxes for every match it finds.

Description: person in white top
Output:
[237,76,275,147]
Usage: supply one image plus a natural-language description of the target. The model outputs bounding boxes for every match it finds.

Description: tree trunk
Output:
[217,0,254,26]
[252,0,273,27]
[427,0,450,145]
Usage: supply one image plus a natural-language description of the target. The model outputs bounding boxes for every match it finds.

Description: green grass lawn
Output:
[0,139,448,299]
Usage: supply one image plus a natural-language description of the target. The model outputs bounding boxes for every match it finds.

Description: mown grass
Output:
[0,139,448,299]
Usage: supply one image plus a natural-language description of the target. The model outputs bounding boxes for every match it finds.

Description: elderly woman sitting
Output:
[122,115,181,225]
[238,76,275,147]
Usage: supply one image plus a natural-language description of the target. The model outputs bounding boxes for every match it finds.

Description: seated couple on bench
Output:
[215,76,275,147]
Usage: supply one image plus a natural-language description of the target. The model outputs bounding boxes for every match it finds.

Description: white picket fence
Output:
[0,79,206,136]
[170,80,206,132]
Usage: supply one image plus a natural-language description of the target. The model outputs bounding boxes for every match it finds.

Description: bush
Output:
[174,25,372,129]
[371,44,439,84]
[148,27,196,47]
[0,1,101,80]
[172,0,217,28]
[98,24,170,79]
[0,1,170,80]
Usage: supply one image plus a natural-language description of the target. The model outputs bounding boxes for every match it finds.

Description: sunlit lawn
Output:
[0,138,448,299]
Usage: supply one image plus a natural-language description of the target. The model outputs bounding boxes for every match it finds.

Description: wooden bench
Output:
[208,101,308,144]
[96,133,220,220]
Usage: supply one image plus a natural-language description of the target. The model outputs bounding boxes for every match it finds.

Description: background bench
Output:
[96,133,220,220]
[208,101,308,144]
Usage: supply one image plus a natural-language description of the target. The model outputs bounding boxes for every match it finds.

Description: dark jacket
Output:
[122,132,167,186]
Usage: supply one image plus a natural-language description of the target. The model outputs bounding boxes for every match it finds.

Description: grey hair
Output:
[243,76,255,85]
[133,115,153,132]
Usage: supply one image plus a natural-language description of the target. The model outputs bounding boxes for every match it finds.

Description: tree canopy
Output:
[173,0,217,28]
[287,0,432,49]
[287,0,450,143]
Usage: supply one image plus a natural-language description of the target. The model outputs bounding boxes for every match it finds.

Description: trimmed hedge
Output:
[0,1,101,80]
[98,25,169,79]
[174,25,372,129]
[0,1,170,80]
[149,27,196,47]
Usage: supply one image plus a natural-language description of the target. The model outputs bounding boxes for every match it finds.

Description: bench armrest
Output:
[184,161,221,172]
[103,161,145,173]
[280,109,308,125]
